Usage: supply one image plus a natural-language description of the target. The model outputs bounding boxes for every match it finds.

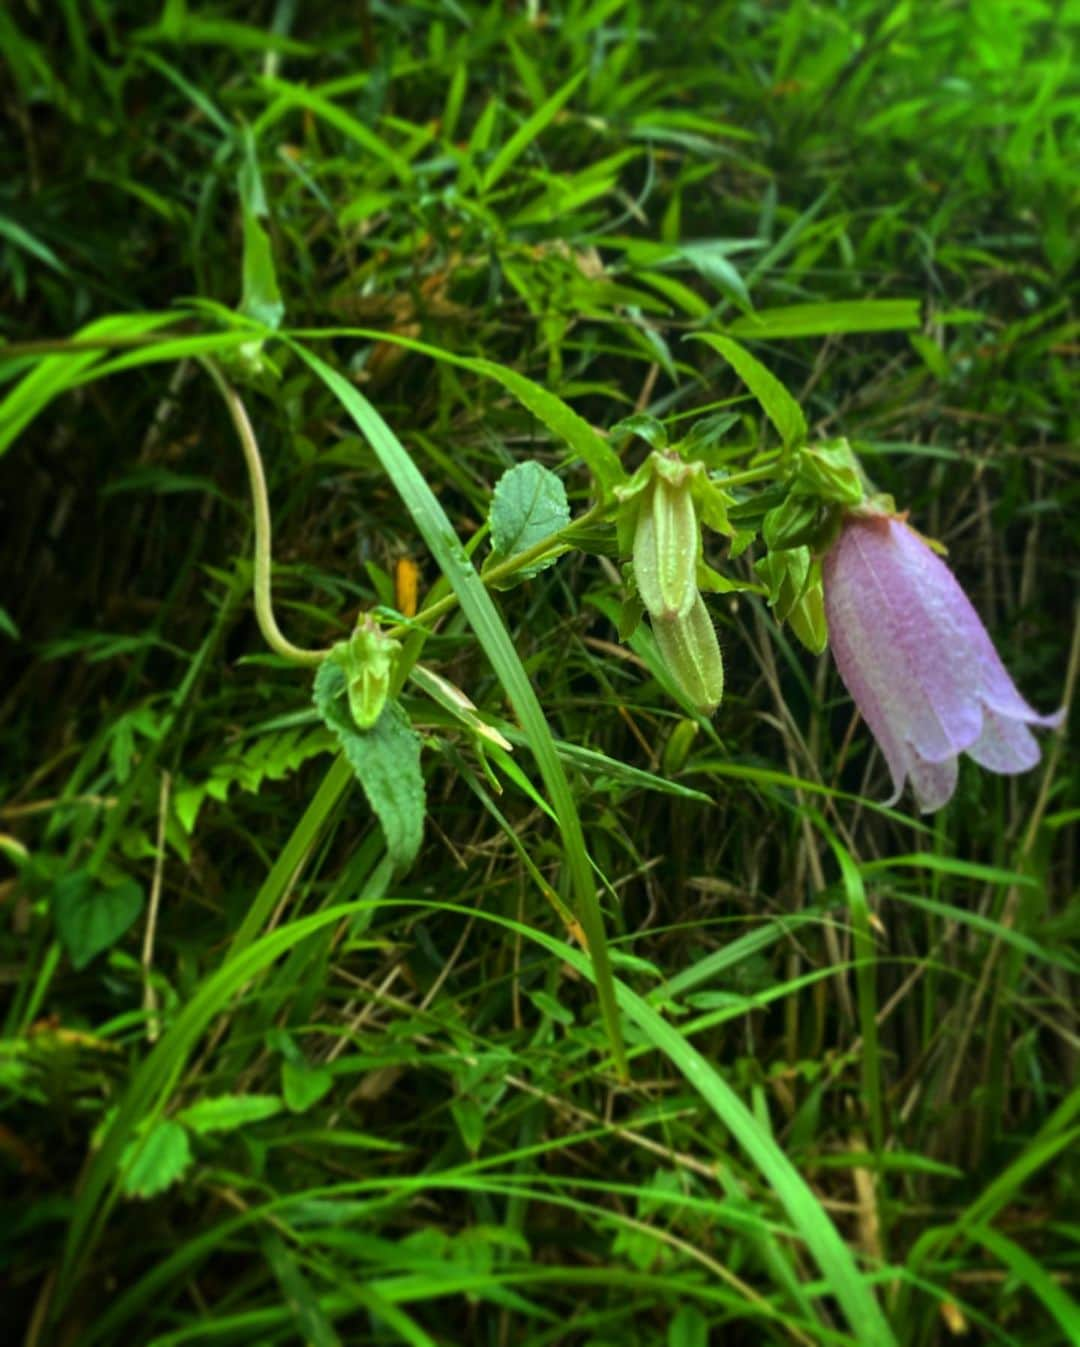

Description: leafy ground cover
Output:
[1,3,1077,1344]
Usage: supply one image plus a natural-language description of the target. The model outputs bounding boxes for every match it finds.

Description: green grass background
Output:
[0,2,1077,1344]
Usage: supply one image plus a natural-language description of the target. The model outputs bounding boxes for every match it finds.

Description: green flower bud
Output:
[632,465,699,621]
[661,717,699,775]
[653,593,724,717]
[331,617,401,731]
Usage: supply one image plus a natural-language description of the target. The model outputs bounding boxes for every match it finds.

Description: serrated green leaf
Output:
[313,663,425,870]
[177,1094,284,1135]
[488,461,570,582]
[120,1120,192,1199]
[53,872,144,971]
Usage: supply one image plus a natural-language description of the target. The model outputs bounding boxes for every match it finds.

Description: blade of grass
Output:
[475,904,899,1347]
[289,340,628,1078]
[480,69,587,194]
[968,1225,1080,1343]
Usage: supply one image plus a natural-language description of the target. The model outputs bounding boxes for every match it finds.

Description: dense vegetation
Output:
[1,3,1077,1345]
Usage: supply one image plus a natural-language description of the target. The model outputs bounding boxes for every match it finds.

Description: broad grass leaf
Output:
[470,357,625,494]
[313,662,424,871]
[53,872,144,971]
[725,299,921,339]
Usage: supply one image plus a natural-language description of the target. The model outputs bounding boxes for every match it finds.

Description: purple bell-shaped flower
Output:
[823,512,1064,812]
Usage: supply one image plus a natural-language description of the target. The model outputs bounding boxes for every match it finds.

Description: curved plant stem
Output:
[200,357,328,667]
[200,358,617,668]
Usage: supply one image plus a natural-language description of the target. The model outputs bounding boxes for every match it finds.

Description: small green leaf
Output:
[794,439,865,506]
[691,333,807,454]
[263,1233,344,1347]
[609,412,669,451]
[329,619,400,730]
[313,663,425,870]
[238,130,284,330]
[788,565,829,654]
[762,494,821,550]
[53,872,144,971]
[754,547,812,623]
[0,606,20,639]
[677,241,752,311]
[668,1303,709,1347]
[240,213,283,330]
[488,461,571,582]
[661,718,699,775]
[177,1094,284,1135]
[451,1096,486,1154]
[282,1060,335,1113]
[470,359,625,494]
[528,989,575,1025]
[121,1120,192,1199]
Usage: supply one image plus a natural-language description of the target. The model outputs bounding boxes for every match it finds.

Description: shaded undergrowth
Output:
[1,4,1077,1346]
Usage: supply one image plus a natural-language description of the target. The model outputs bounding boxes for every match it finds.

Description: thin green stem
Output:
[715,458,783,490]
[201,358,780,670]
[200,358,328,667]
[390,501,610,638]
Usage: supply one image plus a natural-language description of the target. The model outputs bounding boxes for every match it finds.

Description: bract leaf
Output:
[313,663,425,870]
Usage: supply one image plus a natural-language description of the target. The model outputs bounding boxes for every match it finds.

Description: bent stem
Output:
[201,359,618,669]
[200,357,327,667]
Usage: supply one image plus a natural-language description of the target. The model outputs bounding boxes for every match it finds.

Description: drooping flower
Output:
[822,511,1063,812]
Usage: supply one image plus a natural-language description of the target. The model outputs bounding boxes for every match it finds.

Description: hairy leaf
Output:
[313,663,424,871]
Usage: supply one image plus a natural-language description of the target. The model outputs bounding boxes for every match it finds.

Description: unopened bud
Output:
[633,469,699,621]
[652,593,724,716]
[332,617,400,731]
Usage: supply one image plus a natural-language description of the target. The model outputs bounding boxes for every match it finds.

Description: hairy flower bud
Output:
[652,593,724,716]
[331,617,401,731]
[633,469,699,621]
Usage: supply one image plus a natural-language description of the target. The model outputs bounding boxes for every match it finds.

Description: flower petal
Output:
[825,519,969,765]
[878,521,986,751]
[887,523,1063,730]
[908,752,958,814]
[966,705,1043,774]
[823,512,1064,813]
[824,528,919,801]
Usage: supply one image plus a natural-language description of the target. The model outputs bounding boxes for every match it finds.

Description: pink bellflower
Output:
[822,511,1063,812]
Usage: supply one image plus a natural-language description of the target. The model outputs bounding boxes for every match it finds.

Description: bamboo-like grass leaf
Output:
[291,340,627,1078]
